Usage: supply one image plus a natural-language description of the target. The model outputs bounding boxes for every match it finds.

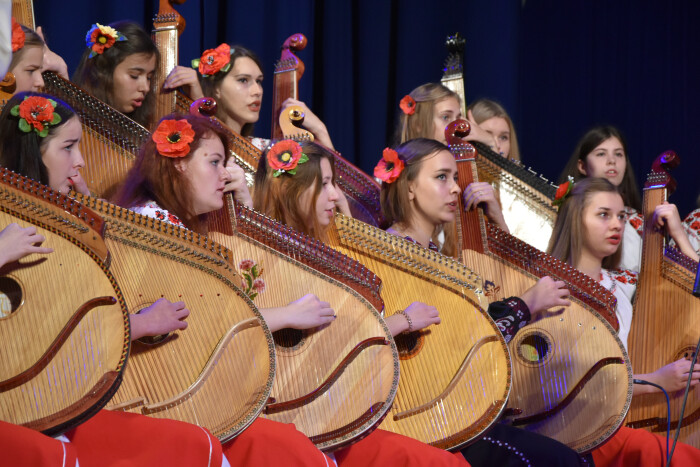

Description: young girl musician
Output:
[547,177,700,466]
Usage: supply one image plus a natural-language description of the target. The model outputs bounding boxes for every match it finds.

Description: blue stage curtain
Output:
[34,0,700,215]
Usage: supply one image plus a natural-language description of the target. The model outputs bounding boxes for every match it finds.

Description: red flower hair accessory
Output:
[552,176,574,207]
[85,23,126,58]
[267,139,309,177]
[152,119,196,158]
[374,148,405,184]
[10,96,61,137]
[399,95,416,115]
[191,44,234,77]
[11,17,25,52]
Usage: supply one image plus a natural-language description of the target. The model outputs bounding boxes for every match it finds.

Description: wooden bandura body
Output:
[152,0,191,122]
[626,152,700,447]
[440,33,467,117]
[326,213,510,450]
[207,197,399,451]
[447,120,632,453]
[0,169,130,435]
[470,140,557,251]
[271,34,307,141]
[42,72,149,198]
[72,194,275,442]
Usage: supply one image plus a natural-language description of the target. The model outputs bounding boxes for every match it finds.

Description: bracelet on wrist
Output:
[396,309,413,333]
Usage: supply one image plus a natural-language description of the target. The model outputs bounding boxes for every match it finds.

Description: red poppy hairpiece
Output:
[152,119,196,158]
[399,95,416,116]
[374,148,405,184]
[267,139,309,177]
[85,23,126,58]
[191,44,235,77]
[10,96,62,137]
[552,176,574,207]
[11,17,25,52]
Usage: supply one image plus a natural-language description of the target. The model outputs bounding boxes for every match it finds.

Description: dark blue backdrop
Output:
[34,0,699,216]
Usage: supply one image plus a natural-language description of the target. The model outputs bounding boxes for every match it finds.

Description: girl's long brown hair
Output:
[113,114,231,234]
[253,141,336,241]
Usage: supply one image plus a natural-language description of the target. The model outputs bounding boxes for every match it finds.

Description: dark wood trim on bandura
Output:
[511,357,625,426]
[22,371,120,435]
[0,296,117,391]
[264,337,389,414]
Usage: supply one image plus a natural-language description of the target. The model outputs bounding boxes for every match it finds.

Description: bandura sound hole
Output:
[394,331,424,360]
[0,276,23,317]
[518,333,551,364]
[274,328,306,350]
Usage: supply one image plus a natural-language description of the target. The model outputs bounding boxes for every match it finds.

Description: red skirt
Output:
[592,426,700,466]
[335,429,470,466]
[0,420,78,466]
[222,418,334,466]
[65,410,223,466]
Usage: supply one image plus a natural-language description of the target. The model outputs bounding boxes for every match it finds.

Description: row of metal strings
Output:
[0,183,129,431]
[209,220,398,449]
[627,182,700,447]
[70,196,275,442]
[329,214,510,449]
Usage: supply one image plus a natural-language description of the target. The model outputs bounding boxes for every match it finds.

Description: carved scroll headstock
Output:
[442,32,465,79]
[275,33,308,78]
[1,72,17,100]
[190,97,218,117]
[153,0,186,33]
[645,150,679,194]
[445,119,477,161]
[278,105,314,142]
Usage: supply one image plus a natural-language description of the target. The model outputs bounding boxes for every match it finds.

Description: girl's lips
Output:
[248,102,261,111]
[132,99,143,108]
[607,235,621,245]
[447,202,457,211]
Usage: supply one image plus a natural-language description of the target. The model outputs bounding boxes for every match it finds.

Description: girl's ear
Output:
[173,159,188,173]
[407,180,416,201]
[577,159,588,176]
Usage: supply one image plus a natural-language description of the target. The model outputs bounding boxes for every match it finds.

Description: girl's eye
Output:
[617,214,627,221]
[256,78,263,85]
[437,174,447,180]
[64,144,74,151]
[499,135,509,142]
[615,152,624,158]
[596,151,605,157]
[598,212,609,218]
[238,78,248,84]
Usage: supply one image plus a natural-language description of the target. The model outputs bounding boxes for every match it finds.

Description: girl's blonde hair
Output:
[468,98,521,162]
[395,83,460,144]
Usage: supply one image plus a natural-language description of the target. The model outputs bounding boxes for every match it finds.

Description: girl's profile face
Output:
[298,158,339,228]
[581,191,626,262]
[111,53,156,114]
[431,97,461,144]
[407,149,460,228]
[11,46,45,93]
[175,133,230,216]
[479,116,510,158]
[214,57,263,133]
[40,116,84,194]
[578,137,626,187]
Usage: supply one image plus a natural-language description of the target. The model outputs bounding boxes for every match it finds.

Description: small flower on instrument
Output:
[238,259,255,271]
[85,23,126,58]
[267,139,309,177]
[399,95,416,115]
[239,259,265,300]
[374,148,404,184]
[191,43,234,77]
[552,176,574,207]
[252,278,266,293]
[152,119,196,158]
[11,18,25,52]
[10,96,62,137]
